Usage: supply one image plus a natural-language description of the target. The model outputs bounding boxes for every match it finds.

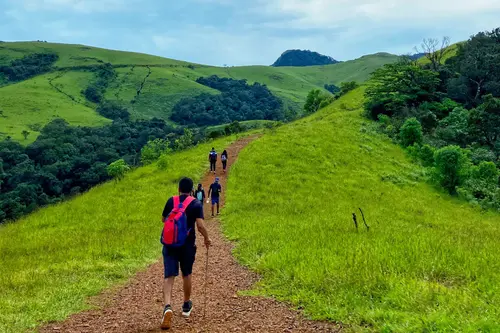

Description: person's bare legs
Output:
[161,277,175,329]
[183,275,192,302]
[163,277,175,305]
[211,203,214,216]
[216,202,220,214]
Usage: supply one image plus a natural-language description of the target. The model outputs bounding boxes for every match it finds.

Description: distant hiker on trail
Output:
[160,177,211,330]
[208,177,222,216]
[194,183,206,205]
[221,150,228,173]
[209,148,217,174]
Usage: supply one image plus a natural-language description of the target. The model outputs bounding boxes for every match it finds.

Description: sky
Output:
[1,0,500,66]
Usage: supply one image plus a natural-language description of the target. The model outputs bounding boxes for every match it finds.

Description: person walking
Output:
[208,148,217,174]
[160,177,211,330]
[221,150,228,174]
[194,183,206,206]
[208,177,222,217]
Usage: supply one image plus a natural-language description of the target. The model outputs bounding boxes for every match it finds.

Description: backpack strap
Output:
[173,196,180,209]
[181,196,195,210]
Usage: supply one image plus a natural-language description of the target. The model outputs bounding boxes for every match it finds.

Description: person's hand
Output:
[204,237,212,248]
[206,200,209,204]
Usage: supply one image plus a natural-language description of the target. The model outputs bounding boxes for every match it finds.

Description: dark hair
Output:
[179,177,193,194]
[212,147,215,150]
[222,150,227,155]
[198,183,202,190]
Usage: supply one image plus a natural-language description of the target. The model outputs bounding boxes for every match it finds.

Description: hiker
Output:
[221,150,228,173]
[160,177,211,330]
[208,177,222,216]
[208,148,217,174]
[194,183,206,205]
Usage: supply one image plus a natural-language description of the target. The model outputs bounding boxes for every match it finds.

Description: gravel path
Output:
[41,136,340,333]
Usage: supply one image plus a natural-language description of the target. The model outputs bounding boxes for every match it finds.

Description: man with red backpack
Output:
[160,177,211,330]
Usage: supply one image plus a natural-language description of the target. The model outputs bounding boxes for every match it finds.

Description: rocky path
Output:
[41,136,340,333]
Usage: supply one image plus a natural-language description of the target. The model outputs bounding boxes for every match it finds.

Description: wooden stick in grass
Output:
[352,213,358,231]
[359,208,370,231]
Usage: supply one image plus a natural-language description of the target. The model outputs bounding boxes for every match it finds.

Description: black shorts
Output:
[162,244,197,278]
[222,160,227,169]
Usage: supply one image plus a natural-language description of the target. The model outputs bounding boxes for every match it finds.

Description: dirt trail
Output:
[41,136,340,333]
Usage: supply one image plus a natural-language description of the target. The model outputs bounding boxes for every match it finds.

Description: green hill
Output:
[0,42,399,142]
[222,89,500,331]
[0,134,237,333]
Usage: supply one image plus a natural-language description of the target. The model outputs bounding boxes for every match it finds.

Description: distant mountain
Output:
[409,52,426,60]
[272,49,339,67]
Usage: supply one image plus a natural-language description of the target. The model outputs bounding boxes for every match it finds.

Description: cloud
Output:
[14,0,134,13]
[261,0,500,27]
[152,35,177,50]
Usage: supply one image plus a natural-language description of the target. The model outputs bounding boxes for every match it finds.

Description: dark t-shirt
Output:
[162,195,204,246]
[209,183,222,198]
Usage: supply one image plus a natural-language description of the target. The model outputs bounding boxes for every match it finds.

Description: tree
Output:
[434,146,470,193]
[448,29,500,106]
[415,37,451,71]
[106,159,130,181]
[21,130,30,140]
[141,139,171,165]
[365,60,440,118]
[339,81,359,95]
[304,89,332,115]
[470,94,500,147]
[174,128,194,151]
[400,117,423,147]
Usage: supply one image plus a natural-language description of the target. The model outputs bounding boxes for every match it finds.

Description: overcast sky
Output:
[2,0,500,66]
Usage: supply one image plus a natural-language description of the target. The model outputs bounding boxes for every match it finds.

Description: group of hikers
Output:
[158,148,228,330]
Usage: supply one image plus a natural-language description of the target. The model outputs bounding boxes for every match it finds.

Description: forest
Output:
[0,52,58,83]
[365,28,500,210]
[170,75,285,126]
[0,110,201,223]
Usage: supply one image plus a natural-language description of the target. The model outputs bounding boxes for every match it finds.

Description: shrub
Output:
[400,118,423,147]
[141,139,171,165]
[106,159,130,181]
[434,146,470,193]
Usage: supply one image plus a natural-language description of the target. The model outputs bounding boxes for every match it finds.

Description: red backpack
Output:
[161,196,195,247]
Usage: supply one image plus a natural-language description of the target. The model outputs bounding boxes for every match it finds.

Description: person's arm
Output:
[208,185,212,197]
[202,190,206,199]
[196,218,211,248]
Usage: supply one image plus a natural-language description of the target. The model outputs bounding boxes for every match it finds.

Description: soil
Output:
[41,136,341,333]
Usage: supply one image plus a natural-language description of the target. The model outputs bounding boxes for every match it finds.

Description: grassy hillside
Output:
[0,42,399,141]
[222,89,500,332]
[0,72,109,143]
[0,135,237,333]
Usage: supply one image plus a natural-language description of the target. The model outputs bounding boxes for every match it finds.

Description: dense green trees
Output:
[170,76,284,126]
[0,53,58,82]
[272,49,338,67]
[82,63,116,104]
[0,115,190,223]
[365,28,500,209]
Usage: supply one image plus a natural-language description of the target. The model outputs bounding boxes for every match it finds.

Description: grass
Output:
[0,135,236,333]
[0,73,109,143]
[206,120,276,133]
[0,42,399,141]
[222,88,500,332]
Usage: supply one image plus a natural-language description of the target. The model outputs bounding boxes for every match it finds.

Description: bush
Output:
[106,159,130,181]
[97,102,130,121]
[434,146,470,193]
[141,139,171,165]
[420,144,436,167]
[400,118,423,147]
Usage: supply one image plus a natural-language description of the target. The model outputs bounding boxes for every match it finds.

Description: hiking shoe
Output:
[182,300,193,318]
[161,305,173,330]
